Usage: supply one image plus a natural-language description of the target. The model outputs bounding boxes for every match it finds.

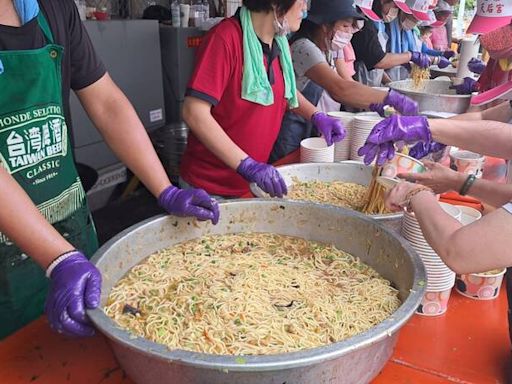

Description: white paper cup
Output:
[449,150,485,179]
[300,138,334,163]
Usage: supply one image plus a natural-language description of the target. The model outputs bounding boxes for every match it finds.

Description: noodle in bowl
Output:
[88,200,426,384]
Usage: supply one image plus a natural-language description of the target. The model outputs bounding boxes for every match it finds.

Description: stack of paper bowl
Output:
[327,111,354,161]
[350,113,382,162]
[300,137,334,163]
[401,203,462,317]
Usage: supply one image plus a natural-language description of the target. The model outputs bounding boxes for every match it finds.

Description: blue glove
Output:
[409,141,447,160]
[237,157,287,198]
[311,112,346,146]
[467,58,486,74]
[45,251,101,337]
[410,52,431,68]
[449,77,480,95]
[437,56,451,69]
[357,115,432,165]
[158,185,219,224]
[443,50,456,59]
[370,89,419,117]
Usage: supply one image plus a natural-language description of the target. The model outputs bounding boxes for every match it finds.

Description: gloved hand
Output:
[370,89,419,117]
[437,56,451,69]
[410,51,431,69]
[467,57,486,74]
[357,115,431,165]
[158,185,219,224]
[237,157,287,198]
[45,251,101,337]
[443,50,456,59]
[311,111,346,146]
[409,141,446,160]
[449,77,480,95]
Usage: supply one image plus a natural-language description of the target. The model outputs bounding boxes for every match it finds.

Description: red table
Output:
[1,151,510,384]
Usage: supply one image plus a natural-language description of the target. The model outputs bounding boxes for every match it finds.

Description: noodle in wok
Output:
[105,233,401,355]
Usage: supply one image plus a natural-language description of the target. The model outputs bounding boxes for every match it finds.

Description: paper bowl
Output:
[300,138,334,163]
[455,205,482,225]
[381,153,426,178]
[449,150,485,179]
[376,176,399,191]
[455,269,506,300]
[416,287,453,316]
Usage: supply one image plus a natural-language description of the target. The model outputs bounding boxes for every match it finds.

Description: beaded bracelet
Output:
[459,174,477,196]
[402,186,435,212]
[45,250,78,278]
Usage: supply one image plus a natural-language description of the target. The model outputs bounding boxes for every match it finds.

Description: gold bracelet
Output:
[403,186,435,212]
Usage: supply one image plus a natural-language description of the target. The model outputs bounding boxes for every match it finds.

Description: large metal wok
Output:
[250,161,403,220]
[88,200,426,384]
[389,79,471,114]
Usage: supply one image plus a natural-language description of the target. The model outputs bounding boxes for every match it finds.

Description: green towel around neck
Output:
[240,6,298,109]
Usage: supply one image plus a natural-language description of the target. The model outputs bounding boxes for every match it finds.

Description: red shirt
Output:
[180,17,287,197]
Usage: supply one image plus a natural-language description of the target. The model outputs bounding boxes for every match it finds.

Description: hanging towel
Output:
[389,19,417,53]
[13,0,39,25]
[240,6,298,108]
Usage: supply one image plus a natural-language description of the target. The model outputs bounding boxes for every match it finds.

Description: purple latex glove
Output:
[443,50,456,59]
[437,56,451,69]
[370,89,419,117]
[158,185,219,224]
[311,111,346,146]
[357,115,431,165]
[467,58,486,74]
[410,52,431,69]
[409,141,446,160]
[449,77,480,95]
[45,252,101,337]
[237,156,287,198]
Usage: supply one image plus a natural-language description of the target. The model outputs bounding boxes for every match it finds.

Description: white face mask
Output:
[382,7,398,23]
[401,17,418,31]
[330,30,353,51]
[273,11,291,36]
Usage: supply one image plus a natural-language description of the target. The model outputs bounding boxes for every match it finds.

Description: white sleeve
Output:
[291,38,327,78]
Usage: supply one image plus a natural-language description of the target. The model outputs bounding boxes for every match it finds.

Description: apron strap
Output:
[36,11,54,44]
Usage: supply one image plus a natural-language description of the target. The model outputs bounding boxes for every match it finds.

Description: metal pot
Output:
[151,122,188,182]
[88,200,426,384]
[250,161,403,220]
[388,79,471,114]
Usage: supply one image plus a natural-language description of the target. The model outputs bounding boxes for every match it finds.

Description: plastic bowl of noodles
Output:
[249,161,403,221]
[88,199,426,384]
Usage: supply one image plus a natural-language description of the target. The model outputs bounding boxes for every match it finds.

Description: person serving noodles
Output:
[180,0,347,199]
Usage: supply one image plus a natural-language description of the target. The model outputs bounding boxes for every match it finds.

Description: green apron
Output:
[0,11,98,339]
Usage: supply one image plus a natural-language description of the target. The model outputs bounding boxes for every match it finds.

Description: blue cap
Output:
[307,0,366,25]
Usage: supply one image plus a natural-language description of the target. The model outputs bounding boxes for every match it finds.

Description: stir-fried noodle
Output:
[105,233,401,355]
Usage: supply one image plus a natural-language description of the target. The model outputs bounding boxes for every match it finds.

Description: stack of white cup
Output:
[350,113,383,162]
[401,203,462,316]
[300,137,334,163]
[327,111,354,161]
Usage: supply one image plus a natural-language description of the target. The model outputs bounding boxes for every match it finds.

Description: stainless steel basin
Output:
[250,161,403,220]
[389,79,471,114]
[88,200,426,384]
